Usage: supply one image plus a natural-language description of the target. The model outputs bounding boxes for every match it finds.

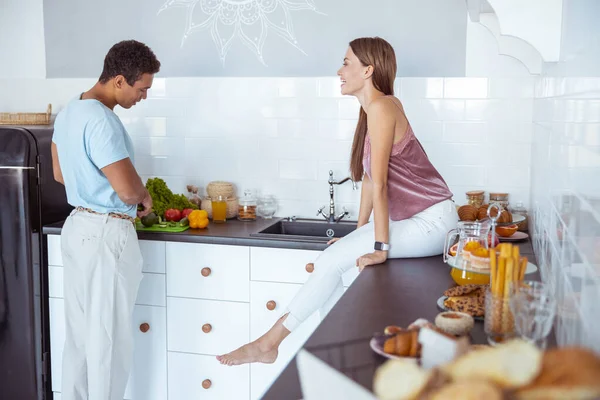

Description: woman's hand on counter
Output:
[327,237,340,245]
[356,250,388,271]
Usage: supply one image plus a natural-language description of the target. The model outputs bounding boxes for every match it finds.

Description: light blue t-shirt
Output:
[53,98,136,218]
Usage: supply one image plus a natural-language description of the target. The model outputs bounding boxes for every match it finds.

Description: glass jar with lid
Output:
[489,192,510,210]
[238,190,257,221]
[257,194,277,219]
[466,190,485,208]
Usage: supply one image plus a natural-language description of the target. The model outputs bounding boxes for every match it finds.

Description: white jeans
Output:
[283,199,458,331]
[60,210,143,400]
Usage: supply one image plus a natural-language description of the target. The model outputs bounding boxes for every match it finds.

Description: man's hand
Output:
[356,250,388,272]
[137,190,153,218]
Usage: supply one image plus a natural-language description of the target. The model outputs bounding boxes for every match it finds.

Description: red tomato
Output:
[165,209,182,222]
[182,208,194,219]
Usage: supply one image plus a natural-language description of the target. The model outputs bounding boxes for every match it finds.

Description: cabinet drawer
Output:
[47,234,63,266]
[249,281,320,400]
[139,240,165,273]
[166,242,250,302]
[124,305,167,400]
[167,297,249,356]
[50,301,167,400]
[250,247,321,284]
[48,267,165,307]
[47,236,164,273]
[168,352,249,400]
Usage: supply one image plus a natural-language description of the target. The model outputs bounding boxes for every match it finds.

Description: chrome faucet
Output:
[317,170,357,222]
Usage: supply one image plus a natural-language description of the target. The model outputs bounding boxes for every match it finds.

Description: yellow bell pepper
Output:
[189,210,209,229]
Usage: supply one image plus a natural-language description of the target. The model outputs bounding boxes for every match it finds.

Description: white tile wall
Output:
[0,77,535,218]
[530,0,600,353]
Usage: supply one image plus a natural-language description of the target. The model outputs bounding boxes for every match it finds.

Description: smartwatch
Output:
[374,241,390,251]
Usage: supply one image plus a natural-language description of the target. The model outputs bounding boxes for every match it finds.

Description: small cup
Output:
[484,286,516,346]
[211,195,227,223]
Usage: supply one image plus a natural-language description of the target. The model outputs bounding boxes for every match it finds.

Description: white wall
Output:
[0,0,46,78]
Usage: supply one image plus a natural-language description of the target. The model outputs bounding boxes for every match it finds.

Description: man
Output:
[51,40,160,400]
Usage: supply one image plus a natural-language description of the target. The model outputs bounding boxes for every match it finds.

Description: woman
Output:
[217,37,458,366]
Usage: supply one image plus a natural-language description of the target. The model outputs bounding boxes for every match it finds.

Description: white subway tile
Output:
[121,117,167,137]
[277,119,320,139]
[135,155,187,176]
[132,137,180,157]
[317,77,345,98]
[317,161,352,181]
[410,120,443,142]
[443,122,487,142]
[400,78,444,99]
[426,143,489,166]
[487,166,530,187]
[488,78,535,99]
[338,98,360,119]
[279,159,318,180]
[465,99,532,122]
[403,99,465,121]
[444,78,488,99]
[277,78,318,98]
[128,98,186,117]
[436,165,486,186]
[148,78,166,97]
[318,119,357,140]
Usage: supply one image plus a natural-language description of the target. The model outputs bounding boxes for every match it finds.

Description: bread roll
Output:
[516,347,600,400]
[442,339,542,389]
[430,380,503,400]
[374,359,432,400]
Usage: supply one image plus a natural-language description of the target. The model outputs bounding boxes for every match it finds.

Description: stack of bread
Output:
[374,339,600,400]
[382,320,455,358]
[458,204,513,223]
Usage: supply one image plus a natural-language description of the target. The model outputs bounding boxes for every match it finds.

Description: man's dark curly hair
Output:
[99,40,161,86]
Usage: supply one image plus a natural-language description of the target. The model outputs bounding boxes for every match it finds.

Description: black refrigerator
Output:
[0,125,72,400]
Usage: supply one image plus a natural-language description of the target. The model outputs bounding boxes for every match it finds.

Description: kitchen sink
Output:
[250,218,356,243]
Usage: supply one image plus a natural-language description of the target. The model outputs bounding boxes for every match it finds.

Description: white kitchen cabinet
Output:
[250,246,359,288]
[47,234,63,266]
[250,247,321,284]
[53,393,61,400]
[46,235,165,274]
[166,242,250,302]
[124,305,167,400]
[167,297,250,356]
[49,300,167,400]
[48,266,165,307]
[168,351,250,400]
[249,281,320,400]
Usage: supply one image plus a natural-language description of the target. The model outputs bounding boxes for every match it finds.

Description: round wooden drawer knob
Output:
[201,267,212,277]
[139,323,150,333]
[202,323,212,333]
[202,379,212,389]
[305,263,315,273]
[266,300,276,311]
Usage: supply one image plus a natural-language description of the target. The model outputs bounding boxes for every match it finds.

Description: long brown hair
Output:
[348,37,397,182]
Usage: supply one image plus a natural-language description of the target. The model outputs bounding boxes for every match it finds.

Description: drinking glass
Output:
[509,281,556,349]
[211,195,227,223]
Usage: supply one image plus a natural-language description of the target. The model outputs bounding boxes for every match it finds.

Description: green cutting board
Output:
[135,222,190,233]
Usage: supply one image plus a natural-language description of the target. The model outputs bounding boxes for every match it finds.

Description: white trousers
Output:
[283,199,458,331]
[60,210,143,400]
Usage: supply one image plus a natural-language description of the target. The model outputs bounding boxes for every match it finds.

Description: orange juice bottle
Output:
[211,196,227,223]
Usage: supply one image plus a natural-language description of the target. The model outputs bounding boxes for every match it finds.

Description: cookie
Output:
[444,284,487,298]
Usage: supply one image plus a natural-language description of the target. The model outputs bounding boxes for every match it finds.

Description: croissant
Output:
[383,329,420,357]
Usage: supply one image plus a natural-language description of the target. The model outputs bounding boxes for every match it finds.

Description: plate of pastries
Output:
[457,203,525,228]
[371,315,475,361]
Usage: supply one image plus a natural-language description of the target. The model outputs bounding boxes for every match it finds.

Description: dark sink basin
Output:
[250,219,356,243]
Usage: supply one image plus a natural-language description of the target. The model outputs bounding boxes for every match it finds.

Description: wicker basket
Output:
[206,181,235,199]
[0,104,52,125]
[201,196,239,219]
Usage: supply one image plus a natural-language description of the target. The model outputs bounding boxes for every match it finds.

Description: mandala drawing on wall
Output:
[158,0,325,66]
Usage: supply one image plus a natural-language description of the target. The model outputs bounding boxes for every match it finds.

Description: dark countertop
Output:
[43,218,336,251]
[262,241,540,399]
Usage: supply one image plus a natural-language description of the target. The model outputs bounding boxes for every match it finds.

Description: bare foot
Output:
[216,340,278,366]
